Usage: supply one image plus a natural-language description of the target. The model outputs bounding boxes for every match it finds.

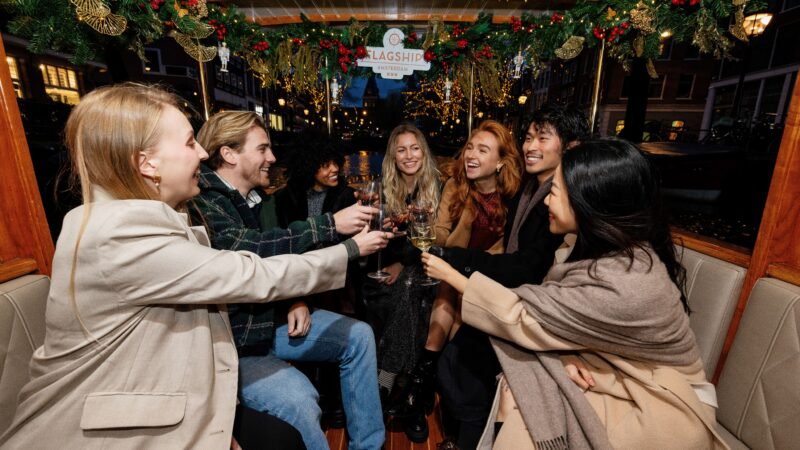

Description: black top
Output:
[443,180,564,288]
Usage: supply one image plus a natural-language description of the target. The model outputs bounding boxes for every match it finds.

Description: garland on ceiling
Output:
[4,0,761,110]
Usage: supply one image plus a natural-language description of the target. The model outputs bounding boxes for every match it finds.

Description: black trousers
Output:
[233,405,306,450]
[437,325,502,450]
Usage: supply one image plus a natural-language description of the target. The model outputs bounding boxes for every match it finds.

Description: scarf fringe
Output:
[534,436,568,450]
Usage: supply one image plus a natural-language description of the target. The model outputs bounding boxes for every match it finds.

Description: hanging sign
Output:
[358,28,431,79]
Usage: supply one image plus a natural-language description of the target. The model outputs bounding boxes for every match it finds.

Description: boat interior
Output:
[1,1,799,448]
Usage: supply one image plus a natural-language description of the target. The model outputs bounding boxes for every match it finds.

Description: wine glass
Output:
[366,182,390,280]
[409,204,439,286]
[358,180,381,207]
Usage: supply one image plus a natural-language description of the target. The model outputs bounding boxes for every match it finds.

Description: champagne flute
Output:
[409,205,439,286]
[367,183,390,280]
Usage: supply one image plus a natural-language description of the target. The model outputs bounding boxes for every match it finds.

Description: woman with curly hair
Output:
[390,120,522,448]
[275,136,355,232]
[362,123,442,440]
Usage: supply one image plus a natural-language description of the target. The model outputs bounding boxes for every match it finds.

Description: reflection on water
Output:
[343,150,385,186]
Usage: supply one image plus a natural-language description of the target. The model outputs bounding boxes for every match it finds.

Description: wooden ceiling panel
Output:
[227,0,576,25]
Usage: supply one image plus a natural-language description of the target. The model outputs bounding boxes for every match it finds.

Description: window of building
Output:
[6,56,23,98]
[216,58,245,96]
[676,74,695,99]
[683,44,701,60]
[658,38,673,60]
[621,75,665,99]
[668,120,685,141]
[615,119,625,135]
[39,63,80,105]
[143,48,162,73]
[269,113,284,131]
[783,0,800,10]
[772,22,800,67]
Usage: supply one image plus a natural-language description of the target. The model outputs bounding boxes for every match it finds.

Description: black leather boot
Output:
[385,349,438,417]
[403,410,429,443]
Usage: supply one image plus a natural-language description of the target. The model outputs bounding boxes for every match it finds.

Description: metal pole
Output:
[589,40,606,134]
[325,57,332,136]
[198,59,211,120]
[467,63,475,134]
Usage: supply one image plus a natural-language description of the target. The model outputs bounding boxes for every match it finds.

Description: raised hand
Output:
[334,203,379,235]
[351,225,390,257]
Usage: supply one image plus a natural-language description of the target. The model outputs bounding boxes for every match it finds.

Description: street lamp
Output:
[730,11,773,121]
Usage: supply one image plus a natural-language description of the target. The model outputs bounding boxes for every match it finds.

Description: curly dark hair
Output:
[284,133,347,192]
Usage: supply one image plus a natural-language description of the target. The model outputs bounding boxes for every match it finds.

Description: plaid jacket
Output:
[190,164,339,352]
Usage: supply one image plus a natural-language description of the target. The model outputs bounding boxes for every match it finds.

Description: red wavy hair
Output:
[448,120,522,231]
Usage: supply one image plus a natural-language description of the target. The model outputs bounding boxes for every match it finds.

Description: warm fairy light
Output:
[660,30,673,39]
[277,98,286,106]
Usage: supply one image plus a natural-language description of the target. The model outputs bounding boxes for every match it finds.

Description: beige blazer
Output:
[434,178,503,254]
[461,273,728,450]
[0,189,348,449]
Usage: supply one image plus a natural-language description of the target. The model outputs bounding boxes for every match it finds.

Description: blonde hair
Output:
[449,120,522,230]
[381,123,441,215]
[196,111,268,169]
[65,83,184,343]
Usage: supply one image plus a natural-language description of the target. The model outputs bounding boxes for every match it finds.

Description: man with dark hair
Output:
[191,111,386,450]
[438,103,590,286]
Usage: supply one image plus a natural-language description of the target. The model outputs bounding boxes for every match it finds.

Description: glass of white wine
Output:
[409,203,439,286]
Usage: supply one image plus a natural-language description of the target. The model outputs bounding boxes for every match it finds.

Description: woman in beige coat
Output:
[0,84,389,449]
[423,139,728,449]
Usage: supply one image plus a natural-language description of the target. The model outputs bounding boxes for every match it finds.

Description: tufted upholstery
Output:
[678,246,747,379]
[0,275,49,434]
[716,277,800,450]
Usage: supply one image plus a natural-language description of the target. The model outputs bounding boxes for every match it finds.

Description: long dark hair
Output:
[562,139,688,311]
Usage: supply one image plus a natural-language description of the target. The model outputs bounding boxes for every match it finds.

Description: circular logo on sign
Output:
[383,28,405,48]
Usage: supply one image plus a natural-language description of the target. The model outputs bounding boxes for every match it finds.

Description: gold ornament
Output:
[555,36,585,60]
[173,1,189,18]
[646,59,658,78]
[630,1,656,34]
[177,17,214,38]
[80,12,126,36]
[422,17,445,49]
[606,7,617,20]
[70,0,127,36]
[191,0,208,18]
[693,10,734,58]
[171,31,217,62]
[729,7,748,42]
[633,35,645,57]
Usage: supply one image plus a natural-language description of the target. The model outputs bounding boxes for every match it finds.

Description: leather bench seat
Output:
[678,246,746,379]
[715,278,800,449]
[0,275,49,434]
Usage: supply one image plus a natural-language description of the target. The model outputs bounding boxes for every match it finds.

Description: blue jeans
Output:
[239,309,384,450]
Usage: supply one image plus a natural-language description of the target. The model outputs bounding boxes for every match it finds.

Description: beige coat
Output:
[461,272,728,450]
[434,178,504,253]
[0,189,348,449]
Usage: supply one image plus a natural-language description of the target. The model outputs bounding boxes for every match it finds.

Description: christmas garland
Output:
[4,0,761,108]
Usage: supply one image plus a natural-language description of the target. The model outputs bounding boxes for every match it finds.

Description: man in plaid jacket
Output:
[191,111,386,450]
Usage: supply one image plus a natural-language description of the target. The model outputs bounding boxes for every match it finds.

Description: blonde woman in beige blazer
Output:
[0,84,389,450]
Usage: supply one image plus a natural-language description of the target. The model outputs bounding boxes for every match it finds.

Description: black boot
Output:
[385,349,439,417]
[403,410,429,443]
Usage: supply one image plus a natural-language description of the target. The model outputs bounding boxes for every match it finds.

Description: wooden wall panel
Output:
[0,36,54,280]
[713,73,800,382]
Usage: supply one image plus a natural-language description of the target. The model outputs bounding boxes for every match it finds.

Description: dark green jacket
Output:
[190,164,339,353]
